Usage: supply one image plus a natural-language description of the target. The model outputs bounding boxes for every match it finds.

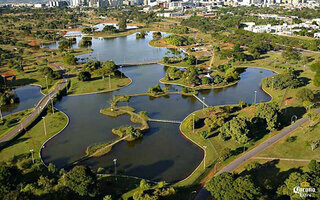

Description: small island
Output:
[160,64,241,89]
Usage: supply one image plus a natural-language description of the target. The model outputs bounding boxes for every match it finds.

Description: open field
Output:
[0,110,68,162]
[67,75,131,95]
[0,109,33,139]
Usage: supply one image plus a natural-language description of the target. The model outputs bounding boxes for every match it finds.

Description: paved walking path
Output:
[195,108,320,200]
[118,60,162,67]
[252,157,320,162]
[193,94,209,108]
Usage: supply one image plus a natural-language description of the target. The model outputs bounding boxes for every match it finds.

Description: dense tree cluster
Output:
[169,24,190,34]
[133,179,175,200]
[78,37,92,48]
[206,172,261,200]
[102,25,117,33]
[310,61,320,87]
[39,67,63,80]
[0,90,19,106]
[255,103,281,131]
[78,71,91,82]
[163,35,195,46]
[147,84,166,95]
[261,72,304,90]
[136,31,147,39]
[112,126,143,139]
[220,116,250,144]
[63,54,77,65]
[207,159,320,199]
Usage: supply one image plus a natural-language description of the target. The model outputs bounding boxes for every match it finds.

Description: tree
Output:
[206,173,261,200]
[63,166,97,197]
[103,195,112,200]
[186,55,196,65]
[48,163,56,174]
[281,47,301,62]
[63,54,77,65]
[201,77,210,85]
[102,25,117,33]
[78,37,92,47]
[37,176,54,192]
[0,164,21,197]
[314,72,320,87]
[220,116,250,144]
[139,179,150,190]
[277,172,310,199]
[310,61,320,72]
[308,160,320,174]
[296,88,314,102]
[303,100,313,111]
[78,71,91,82]
[58,40,71,52]
[255,103,280,131]
[118,18,127,31]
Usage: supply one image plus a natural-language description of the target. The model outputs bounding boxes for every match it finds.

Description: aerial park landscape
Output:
[0,5,320,200]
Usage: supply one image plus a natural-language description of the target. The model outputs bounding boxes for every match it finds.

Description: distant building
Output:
[70,0,81,7]
[48,1,68,7]
[34,3,45,8]
[1,73,16,82]
[157,12,184,17]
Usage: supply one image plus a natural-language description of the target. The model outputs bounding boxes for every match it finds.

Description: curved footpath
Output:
[195,108,320,200]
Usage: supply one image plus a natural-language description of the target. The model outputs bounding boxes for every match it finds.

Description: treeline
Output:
[181,16,319,51]
[206,159,320,199]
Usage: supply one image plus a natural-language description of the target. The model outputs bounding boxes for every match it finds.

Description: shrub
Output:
[78,71,91,81]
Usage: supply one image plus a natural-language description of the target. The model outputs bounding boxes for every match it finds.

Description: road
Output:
[0,55,68,143]
[195,108,320,200]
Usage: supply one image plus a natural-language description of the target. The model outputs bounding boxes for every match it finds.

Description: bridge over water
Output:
[117,60,162,67]
[148,119,182,124]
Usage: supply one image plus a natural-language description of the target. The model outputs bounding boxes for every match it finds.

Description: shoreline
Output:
[66,77,133,97]
[39,108,70,168]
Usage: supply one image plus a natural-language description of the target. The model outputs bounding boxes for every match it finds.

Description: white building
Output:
[315,33,320,38]
[34,3,45,8]
[70,0,81,7]
[48,1,68,7]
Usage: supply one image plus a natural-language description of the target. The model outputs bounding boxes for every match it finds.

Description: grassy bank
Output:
[0,109,33,140]
[0,110,68,162]
[67,76,131,95]
[160,77,239,90]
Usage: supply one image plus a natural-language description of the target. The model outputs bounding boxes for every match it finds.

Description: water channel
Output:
[2,85,43,117]
[40,30,275,182]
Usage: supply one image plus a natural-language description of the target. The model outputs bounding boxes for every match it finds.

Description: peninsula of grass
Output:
[78,106,150,159]
[67,75,131,95]
[0,109,33,140]
[100,106,149,131]
[0,110,68,162]
[85,136,127,158]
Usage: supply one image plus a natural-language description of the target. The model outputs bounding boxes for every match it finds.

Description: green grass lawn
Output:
[0,111,68,162]
[258,122,320,160]
[67,76,131,95]
[0,109,33,139]
[176,108,238,186]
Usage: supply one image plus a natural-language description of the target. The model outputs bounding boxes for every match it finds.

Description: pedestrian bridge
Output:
[148,118,182,124]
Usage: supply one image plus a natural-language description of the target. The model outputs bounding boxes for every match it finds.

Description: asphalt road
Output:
[0,55,67,143]
[195,108,320,200]
[0,80,67,143]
